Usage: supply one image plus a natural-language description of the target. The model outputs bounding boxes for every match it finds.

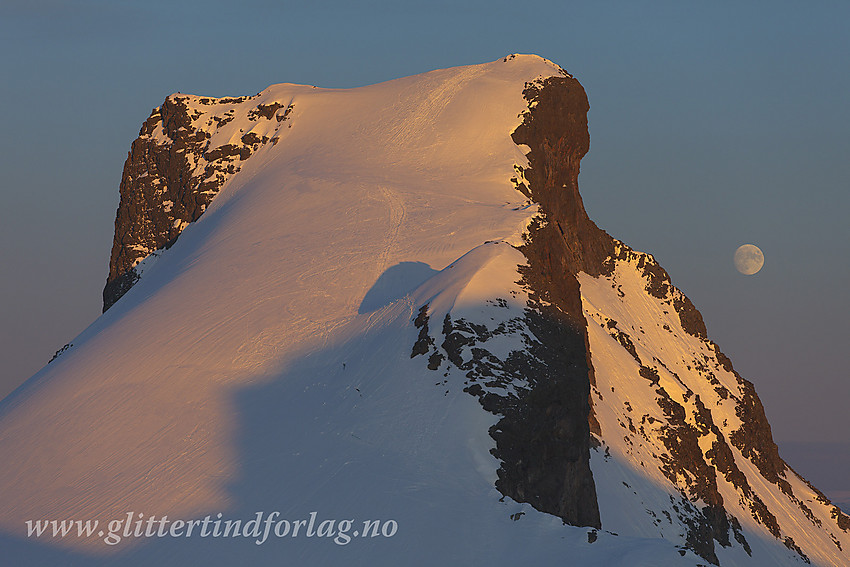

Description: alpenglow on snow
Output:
[1,55,848,566]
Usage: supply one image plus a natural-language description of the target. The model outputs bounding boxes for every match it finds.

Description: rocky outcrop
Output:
[104,93,292,311]
[500,75,607,528]
[511,76,615,282]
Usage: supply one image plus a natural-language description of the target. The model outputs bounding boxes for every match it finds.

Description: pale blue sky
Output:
[1,0,848,501]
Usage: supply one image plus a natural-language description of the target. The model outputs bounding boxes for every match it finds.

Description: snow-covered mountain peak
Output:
[101,55,564,310]
[1,56,848,566]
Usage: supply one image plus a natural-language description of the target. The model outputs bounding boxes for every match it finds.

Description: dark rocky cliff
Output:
[504,75,608,528]
[104,93,289,311]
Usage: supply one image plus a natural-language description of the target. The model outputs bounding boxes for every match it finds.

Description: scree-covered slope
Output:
[0,55,847,566]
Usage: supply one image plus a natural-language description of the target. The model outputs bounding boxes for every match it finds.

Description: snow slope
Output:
[581,242,850,566]
[0,55,847,566]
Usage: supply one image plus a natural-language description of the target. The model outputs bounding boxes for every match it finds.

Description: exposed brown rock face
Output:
[502,75,608,528]
[104,93,287,311]
[105,97,208,311]
[655,388,732,564]
[512,76,615,283]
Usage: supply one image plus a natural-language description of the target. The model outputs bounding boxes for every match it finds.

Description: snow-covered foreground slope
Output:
[0,55,847,566]
[0,243,706,566]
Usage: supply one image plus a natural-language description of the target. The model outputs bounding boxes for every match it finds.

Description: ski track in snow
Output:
[371,185,406,289]
[384,64,486,157]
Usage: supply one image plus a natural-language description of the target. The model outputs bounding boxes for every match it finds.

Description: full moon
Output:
[734,244,764,275]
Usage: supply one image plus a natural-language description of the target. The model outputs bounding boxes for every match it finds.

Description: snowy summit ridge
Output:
[102,53,565,310]
[1,55,848,566]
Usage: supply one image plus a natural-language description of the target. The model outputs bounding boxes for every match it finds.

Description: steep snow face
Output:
[580,242,850,566]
